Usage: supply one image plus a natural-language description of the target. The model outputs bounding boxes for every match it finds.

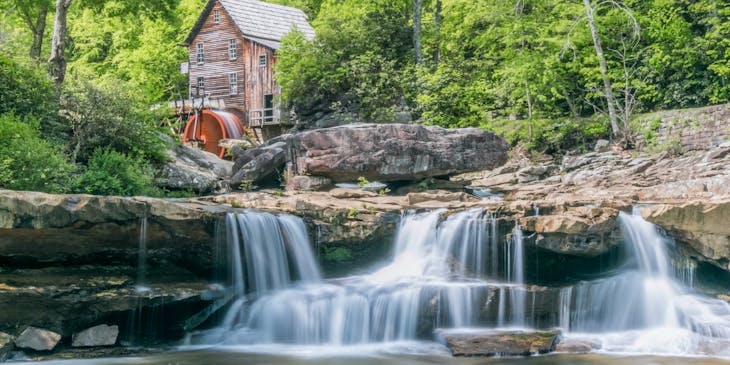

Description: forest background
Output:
[0,0,728,195]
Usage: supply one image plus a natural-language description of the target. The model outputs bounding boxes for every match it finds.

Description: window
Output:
[264,94,274,122]
[228,39,237,60]
[196,77,205,94]
[196,43,204,64]
[213,9,220,23]
[229,73,238,95]
[258,54,267,67]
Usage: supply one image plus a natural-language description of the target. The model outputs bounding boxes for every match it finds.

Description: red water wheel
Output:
[182,109,245,158]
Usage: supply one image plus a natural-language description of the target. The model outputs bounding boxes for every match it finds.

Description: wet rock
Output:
[285,175,332,191]
[291,123,509,182]
[0,332,13,361]
[157,144,233,194]
[72,324,119,347]
[14,327,61,351]
[440,329,561,357]
[555,337,602,353]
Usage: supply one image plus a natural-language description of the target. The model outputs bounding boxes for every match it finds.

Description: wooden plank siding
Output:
[187,0,280,128]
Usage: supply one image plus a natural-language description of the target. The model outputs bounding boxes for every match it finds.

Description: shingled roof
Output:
[183,0,315,49]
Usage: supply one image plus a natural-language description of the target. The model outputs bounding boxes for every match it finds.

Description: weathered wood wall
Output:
[187,0,281,127]
[243,40,278,119]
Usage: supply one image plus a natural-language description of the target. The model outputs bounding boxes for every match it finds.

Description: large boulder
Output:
[291,124,509,182]
[157,145,233,194]
[14,327,61,351]
[439,329,561,357]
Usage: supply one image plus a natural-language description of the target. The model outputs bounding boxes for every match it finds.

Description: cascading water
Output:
[198,209,530,346]
[559,210,730,355]
[196,208,730,357]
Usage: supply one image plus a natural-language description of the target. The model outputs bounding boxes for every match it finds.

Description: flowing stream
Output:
[187,209,730,358]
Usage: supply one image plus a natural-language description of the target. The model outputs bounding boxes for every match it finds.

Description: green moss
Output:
[323,247,353,263]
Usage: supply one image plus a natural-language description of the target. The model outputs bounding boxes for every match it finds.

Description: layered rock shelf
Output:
[0,142,728,359]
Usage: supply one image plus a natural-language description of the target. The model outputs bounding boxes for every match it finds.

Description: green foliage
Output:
[484,117,609,155]
[356,176,370,188]
[0,56,60,137]
[75,148,154,196]
[323,247,353,263]
[60,78,168,164]
[0,114,75,193]
[276,0,412,123]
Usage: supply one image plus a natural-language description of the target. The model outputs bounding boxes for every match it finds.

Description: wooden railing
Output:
[248,108,278,127]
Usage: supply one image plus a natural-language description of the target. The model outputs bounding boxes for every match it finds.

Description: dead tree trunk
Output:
[583,0,620,135]
[48,0,72,91]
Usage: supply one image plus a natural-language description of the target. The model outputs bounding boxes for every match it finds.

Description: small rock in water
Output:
[0,331,14,361]
[555,337,602,353]
[14,327,61,351]
[439,329,561,357]
[72,324,119,347]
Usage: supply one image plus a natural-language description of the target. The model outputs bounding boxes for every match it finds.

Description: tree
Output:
[414,0,423,65]
[583,0,619,135]
[7,0,52,60]
[48,0,72,90]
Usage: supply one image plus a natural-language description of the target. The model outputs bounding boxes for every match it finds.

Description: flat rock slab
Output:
[440,329,561,357]
[14,327,61,351]
[72,324,119,347]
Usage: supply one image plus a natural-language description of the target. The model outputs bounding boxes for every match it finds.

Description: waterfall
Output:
[136,215,149,291]
[559,210,730,355]
[224,212,321,296]
[192,208,730,356]
[202,209,533,346]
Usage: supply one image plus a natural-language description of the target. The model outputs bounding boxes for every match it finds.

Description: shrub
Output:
[0,57,61,138]
[0,114,75,193]
[60,78,168,164]
[484,117,609,156]
[76,148,155,196]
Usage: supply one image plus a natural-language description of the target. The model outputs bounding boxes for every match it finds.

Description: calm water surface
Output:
[18,347,730,365]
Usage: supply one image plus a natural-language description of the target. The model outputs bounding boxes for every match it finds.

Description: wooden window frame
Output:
[229,72,238,95]
[229,39,237,61]
[196,43,204,64]
[196,77,205,95]
[258,54,267,67]
[213,10,220,23]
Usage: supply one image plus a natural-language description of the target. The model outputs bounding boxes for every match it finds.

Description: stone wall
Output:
[635,104,730,152]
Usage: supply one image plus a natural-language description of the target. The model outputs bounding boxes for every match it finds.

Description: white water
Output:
[194,209,730,357]
[561,210,730,356]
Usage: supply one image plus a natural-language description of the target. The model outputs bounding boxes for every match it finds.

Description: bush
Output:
[484,117,609,156]
[60,78,169,164]
[0,114,76,193]
[0,57,61,138]
[76,148,155,196]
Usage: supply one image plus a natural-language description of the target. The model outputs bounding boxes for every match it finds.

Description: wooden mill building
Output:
[183,0,315,139]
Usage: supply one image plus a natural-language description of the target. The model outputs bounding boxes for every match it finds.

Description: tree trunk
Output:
[18,3,50,60]
[29,5,49,60]
[413,0,423,65]
[583,0,620,135]
[433,0,441,66]
[48,0,72,91]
